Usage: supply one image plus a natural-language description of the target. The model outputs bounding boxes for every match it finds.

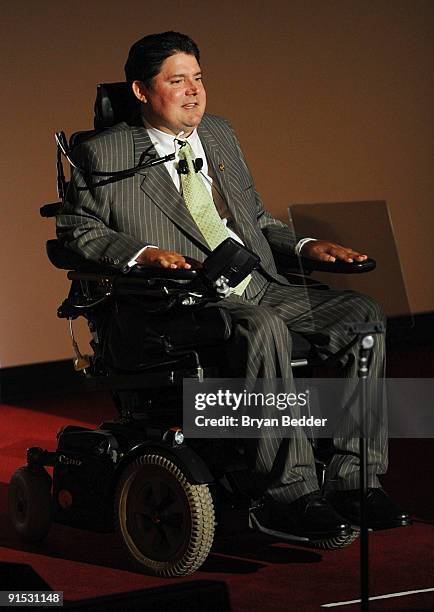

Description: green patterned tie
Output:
[178,142,250,296]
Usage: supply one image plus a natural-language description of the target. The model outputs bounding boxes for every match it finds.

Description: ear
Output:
[132,80,147,103]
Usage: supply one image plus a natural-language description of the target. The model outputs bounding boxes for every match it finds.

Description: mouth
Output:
[182,102,199,109]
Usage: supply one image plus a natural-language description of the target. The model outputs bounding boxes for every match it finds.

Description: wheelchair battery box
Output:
[201,238,260,287]
[52,426,120,532]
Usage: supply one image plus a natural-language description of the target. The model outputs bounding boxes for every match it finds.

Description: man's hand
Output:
[136,247,199,269]
[300,240,368,263]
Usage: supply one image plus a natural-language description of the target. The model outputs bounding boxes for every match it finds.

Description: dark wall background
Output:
[1,0,433,366]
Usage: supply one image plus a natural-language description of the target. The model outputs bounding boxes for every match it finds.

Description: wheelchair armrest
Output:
[48,240,211,323]
[46,240,98,271]
[40,203,63,218]
[300,256,376,274]
[46,239,199,280]
[274,250,376,274]
[66,269,200,293]
[60,266,205,321]
[128,265,198,280]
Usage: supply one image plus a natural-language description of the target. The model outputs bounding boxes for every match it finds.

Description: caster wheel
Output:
[115,454,215,577]
[310,529,359,549]
[8,466,52,543]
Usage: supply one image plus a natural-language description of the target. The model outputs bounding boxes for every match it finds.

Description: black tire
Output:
[8,466,52,543]
[115,454,215,577]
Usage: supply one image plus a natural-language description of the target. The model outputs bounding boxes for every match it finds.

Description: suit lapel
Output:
[198,120,258,245]
[131,125,209,250]
[197,122,230,202]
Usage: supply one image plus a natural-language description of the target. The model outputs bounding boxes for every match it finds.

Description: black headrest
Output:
[94,82,140,129]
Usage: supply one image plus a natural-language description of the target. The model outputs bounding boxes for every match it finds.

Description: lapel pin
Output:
[218,162,225,172]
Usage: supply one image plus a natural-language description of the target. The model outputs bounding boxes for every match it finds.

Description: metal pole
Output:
[359,334,374,612]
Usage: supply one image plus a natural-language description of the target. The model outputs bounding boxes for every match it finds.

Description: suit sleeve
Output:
[56,140,146,269]
[224,121,298,254]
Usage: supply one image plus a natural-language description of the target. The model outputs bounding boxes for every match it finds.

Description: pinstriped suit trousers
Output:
[216,276,387,504]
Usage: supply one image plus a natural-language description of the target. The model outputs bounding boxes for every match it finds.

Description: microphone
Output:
[177,157,204,174]
[178,159,189,174]
[174,133,203,173]
[193,158,203,172]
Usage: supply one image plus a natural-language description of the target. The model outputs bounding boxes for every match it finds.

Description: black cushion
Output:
[94,82,140,129]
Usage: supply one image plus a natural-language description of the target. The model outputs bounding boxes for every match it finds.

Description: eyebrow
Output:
[167,71,202,79]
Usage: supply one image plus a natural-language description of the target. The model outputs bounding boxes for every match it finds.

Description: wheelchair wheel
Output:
[115,454,215,577]
[8,466,52,543]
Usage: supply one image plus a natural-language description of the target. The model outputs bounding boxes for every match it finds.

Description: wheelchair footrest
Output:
[248,505,359,549]
[248,510,309,542]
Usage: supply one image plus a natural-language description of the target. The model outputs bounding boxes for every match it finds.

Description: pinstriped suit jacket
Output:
[57,113,296,294]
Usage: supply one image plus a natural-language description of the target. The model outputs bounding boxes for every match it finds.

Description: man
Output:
[57,31,409,540]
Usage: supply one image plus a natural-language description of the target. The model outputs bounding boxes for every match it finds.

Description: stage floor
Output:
[1,392,433,611]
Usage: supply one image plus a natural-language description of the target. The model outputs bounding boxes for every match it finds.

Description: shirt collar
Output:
[143,118,200,157]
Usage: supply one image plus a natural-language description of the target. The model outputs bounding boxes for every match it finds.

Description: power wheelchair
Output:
[8,83,377,577]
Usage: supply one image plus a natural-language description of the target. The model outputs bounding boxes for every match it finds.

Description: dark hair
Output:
[125,31,200,87]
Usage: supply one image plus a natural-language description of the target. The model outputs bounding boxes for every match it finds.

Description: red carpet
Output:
[1,392,433,611]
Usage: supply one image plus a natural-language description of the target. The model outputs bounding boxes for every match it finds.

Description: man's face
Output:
[135,52,206,136]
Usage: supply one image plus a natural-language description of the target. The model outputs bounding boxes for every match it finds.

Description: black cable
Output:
[55,131,176,180]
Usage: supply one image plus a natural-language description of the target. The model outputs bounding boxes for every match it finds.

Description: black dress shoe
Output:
[326,488,412,530]
[253,490,352,539]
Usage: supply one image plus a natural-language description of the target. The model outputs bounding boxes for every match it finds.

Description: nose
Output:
[186,79,199,95]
